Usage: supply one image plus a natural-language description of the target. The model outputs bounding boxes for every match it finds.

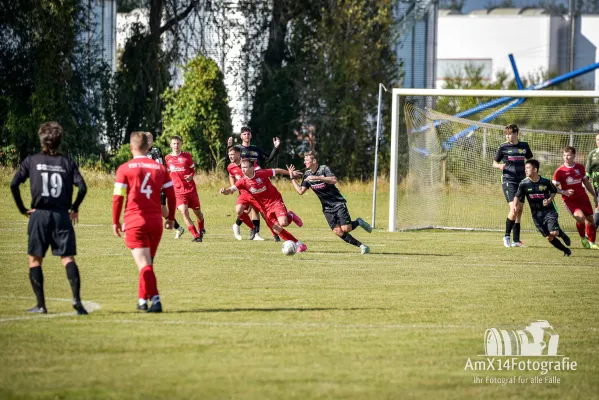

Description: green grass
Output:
[1,173,598,399]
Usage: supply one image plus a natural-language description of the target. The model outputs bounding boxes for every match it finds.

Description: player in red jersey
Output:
[552,146,599,249]
[220,158,306,252]
[165,136,205,242]
[227,146,257,239]
[112,132,177,312]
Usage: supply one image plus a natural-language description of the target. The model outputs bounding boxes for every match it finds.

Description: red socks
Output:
[587,223,597,243]
[576,222,586,238]
[139,265,159,299]
[198,219,204,232]
[278,229,298,242]
[188,225,200,238]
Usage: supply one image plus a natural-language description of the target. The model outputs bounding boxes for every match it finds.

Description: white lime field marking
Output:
[0,297,101,322]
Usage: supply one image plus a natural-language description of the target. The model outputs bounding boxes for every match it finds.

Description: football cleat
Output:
[590,243,599,250]
[273,235,281,242]
[27,306,47,314]
[192,236,202,242]
[249,229,256,240]
[73,302,88,315]
[232,224,242,240]
[288,211,303,227]
[360,244,371,254]
[511,241,526,248]
[137,303,148,311]
[564,248,572,257]
[296,242,308,253]
[560,231,571,246]
[581,237,591,249]
[147,302,163,313]
[503,236,511,248]
[174,226,185,239]
[252,233,265,241]
[201,228,206,235]
[356,218,373,233]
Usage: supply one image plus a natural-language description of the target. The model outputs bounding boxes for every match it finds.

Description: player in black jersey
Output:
[493,124,533,248]
[513,159,571,256]
[145,132,185,238]
[227,126,281,241]
[10,122,89,314]
[287,151,373,254]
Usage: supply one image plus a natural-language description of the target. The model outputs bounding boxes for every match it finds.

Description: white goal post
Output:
[389,88,599,232]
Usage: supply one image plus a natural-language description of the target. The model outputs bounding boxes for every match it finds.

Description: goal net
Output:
[389,89,599,232]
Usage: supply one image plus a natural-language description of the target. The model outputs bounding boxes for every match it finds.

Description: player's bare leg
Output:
[60,255,87,315]
[131,248,161,312]
[178,204,201,241]
[27,255,47,313]
[334,224,369,254]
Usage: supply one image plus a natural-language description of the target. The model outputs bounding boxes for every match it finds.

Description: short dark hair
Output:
[240,126,251,134]
[563,146,576,154]
[304,151,318,161]
[504,124,519,134]
[228,146,240,153]
[131,131,149,152]
[526,159,540,171]
[38,122,63,155]
[171,135,182,142]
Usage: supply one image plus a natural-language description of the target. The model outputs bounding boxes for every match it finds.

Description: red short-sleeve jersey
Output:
[227,162,244,183]
[553,163,589,202]
[114,157,173,229]
[165,152,196,195]
[234,169,282,205]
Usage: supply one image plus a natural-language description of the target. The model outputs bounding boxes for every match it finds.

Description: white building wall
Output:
[575,16,599,91]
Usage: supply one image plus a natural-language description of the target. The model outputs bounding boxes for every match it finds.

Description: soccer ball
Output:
[281,240,297,256]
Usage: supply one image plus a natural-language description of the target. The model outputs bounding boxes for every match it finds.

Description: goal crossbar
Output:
[389,88,599,232]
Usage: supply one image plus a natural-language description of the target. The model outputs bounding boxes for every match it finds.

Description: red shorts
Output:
[236,191,263,213]
[262,199,288,226]
[563,197,593,216]
[124,220,163,257]
[176,191,201,210]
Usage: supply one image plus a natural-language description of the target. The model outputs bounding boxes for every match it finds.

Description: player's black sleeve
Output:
[515,181,526,202]
[10,157,30,214]
[493,146,503,163]
[264,146,279,164]
[525,143,533,159]
[322,166,335,177]
[70,160,87,212]
[548,180,558,194]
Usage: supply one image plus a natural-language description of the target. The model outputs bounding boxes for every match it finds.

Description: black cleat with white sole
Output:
[147,302,163,313]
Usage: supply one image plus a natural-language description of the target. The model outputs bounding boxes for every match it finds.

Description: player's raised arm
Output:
[220,185,238,195]
[287,165,308,195]
[264,137,280,163]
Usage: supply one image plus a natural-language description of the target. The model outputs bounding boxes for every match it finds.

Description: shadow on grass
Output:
[172,307,391,314]
[306,251,453,256]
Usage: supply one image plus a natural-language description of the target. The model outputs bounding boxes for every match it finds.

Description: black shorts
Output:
[502,181,520,203]
[532,211,560,237]
[324,205,352,229]
[28,209,76,257]
[160,192,167,206]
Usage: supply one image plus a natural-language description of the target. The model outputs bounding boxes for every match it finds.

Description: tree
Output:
[161,55,232,170]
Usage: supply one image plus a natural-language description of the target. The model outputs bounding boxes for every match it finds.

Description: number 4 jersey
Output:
[10,152,86,212]
[113,156,174,229]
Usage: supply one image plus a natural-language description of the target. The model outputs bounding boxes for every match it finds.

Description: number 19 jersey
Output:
[113,156,173,229]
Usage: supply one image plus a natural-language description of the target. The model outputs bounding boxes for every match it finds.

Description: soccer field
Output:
[1,173,598,399]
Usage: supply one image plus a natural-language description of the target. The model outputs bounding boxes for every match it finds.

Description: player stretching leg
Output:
[553,146,599,249]
[112,132,176,312]
[287,152,372,254]
[10,122,89,314]
[165,136,205,242]
[220,159,306,251]
[493,124,533,247]
[514,160,571,256]
[145,132,185,239]
[585,133,599,228]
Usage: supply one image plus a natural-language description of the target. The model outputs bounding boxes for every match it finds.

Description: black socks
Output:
[505,218,516,237]
[513,223,521,243]
[65,262,81,303]
[340,233,361,247]
[29,266,45,308]
[549,237,567,252]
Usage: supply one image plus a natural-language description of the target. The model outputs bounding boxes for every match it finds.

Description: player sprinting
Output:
[493,124,533,248]
[227,126,281,241]
[227,146,259,240]
[10,122,89,315]
[220,158,306,252]
[287,152,372,254]
[145,132,185,239]
[513,160,571,256]
[112,132,176,313]
[552,146,599,249]
[165,136,205,242]
[585,133,599,227]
